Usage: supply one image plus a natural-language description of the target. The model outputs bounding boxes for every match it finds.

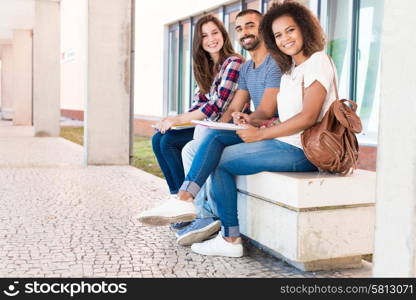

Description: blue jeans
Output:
[180,130,243,197]
[182,139,218,218]
[180,129,317,237]
[152,128,194,194]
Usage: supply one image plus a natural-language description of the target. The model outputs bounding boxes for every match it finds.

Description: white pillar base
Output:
[2,108,14,120]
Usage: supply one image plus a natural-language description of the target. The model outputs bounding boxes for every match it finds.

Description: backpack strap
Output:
[326,54,339,101]
[301,53,339,102]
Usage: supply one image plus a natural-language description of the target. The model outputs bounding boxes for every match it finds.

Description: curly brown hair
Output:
[193,15,241,95]
[259,1,325,74]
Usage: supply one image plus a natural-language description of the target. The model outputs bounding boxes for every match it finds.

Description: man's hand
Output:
[236,124,265,143]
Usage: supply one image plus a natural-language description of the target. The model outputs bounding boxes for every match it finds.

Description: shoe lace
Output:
[186,219,199,229]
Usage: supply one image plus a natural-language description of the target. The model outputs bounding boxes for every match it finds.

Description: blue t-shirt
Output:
[237,54,282,110]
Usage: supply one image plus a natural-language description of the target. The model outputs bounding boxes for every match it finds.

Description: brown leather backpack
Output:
[301,56,362,176]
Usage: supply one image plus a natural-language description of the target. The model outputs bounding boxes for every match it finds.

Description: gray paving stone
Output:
[0,132,372,278]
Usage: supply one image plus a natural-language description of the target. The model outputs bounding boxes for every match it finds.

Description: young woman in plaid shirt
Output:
[151,15,244,206]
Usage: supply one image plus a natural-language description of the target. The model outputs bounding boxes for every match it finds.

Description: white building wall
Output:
[60,0,87,112]
[0,0,34,40]
[58,0,229,117]
[0,61,2,108]
[134,0,233,117]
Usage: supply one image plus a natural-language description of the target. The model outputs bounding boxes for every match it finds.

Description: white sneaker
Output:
[191,232,243,257]
[168,194,178,200]
[137,197,196,226]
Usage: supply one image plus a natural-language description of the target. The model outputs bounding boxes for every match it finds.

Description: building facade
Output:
[54,0,383,170]
[127,0,382,170]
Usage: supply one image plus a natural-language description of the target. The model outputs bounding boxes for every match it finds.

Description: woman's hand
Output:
[155,116,176,134]
[236,124,265,143]
[232,112,250,125]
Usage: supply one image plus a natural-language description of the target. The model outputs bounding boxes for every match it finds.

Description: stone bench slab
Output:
[235,170,376,271]
[236,169,375,210]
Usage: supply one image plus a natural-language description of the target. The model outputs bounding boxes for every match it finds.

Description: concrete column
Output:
[1,45,14,120]
[85,0,132,165]
[33,0,60,136]
[12,30,33,126]
[0,61,2,109]
[373,0,416,277]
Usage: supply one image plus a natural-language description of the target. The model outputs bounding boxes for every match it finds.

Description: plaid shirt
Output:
[189,56,243,121]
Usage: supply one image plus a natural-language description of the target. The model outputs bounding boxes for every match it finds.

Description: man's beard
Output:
[240,35,261,51]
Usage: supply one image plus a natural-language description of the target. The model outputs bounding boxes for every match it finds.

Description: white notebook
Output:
[191,120,247,131]
[151,123,195,130]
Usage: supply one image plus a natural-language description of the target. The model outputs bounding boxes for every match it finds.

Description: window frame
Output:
[178,19,192,114]
[166,23,180,115]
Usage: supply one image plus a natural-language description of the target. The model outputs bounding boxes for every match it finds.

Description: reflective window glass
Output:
[180,21,191,112]
[167,27,179,114]
[326,0,354,99]
[225,4,242,54]
[356,0,384,134]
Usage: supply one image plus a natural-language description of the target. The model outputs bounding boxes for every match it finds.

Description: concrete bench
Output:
[236,169,375,271]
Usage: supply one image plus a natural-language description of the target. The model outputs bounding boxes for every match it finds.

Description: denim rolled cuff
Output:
[179,181,201,198]
[221,225,240,237]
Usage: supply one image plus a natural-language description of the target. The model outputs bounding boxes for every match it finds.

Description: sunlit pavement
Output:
[0,121,372,278]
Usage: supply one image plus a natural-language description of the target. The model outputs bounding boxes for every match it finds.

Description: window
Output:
[167,25,179,115]
[263,0,319,18]
[225,3,243,54]
[165,0,384,145]
[355,0,384,135]
[296,0,311,8]
[180,21,192,113]
[325,0,354,99]
[324,0,384,142]
[208,8,222,21]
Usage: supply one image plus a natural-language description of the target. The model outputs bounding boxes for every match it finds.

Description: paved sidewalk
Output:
[0,122,372,278]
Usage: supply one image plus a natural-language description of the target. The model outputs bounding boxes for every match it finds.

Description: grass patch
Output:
[132,136,164,178]
[59,126,163,178]
[60,126,84,145]
[362,254,373,263]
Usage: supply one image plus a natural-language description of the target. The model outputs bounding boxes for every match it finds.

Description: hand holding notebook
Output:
[191,120,247,131]
[152,122,195,131]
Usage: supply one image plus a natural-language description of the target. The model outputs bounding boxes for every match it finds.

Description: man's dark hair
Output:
[260,1,325,74]
[236,9,262,19]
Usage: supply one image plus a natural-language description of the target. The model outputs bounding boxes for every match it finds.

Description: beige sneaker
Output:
[137,197,196,226]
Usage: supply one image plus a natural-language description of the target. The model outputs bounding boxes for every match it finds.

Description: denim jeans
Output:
[179,129,317,237]
[180,130,243,197]
[182,139,218,219]
[152,128,194,194]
